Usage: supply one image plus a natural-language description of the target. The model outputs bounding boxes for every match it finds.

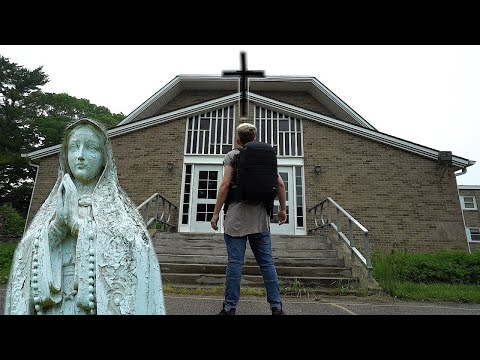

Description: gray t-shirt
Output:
[223,148,270,237]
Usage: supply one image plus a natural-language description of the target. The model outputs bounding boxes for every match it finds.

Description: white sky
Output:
[1,45,479,185]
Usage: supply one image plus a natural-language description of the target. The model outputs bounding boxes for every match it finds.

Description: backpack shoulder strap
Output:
[224,148,242,212]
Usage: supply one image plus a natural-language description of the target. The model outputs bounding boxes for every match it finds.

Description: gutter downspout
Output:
[455,167,471,253]
[23,156,40,236]
[455,167,467,177]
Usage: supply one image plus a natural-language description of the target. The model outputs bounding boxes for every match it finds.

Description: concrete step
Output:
[159,263,352,277]
[155,245,339,258]
[156,233,324,240]
[162,273,357,287]
[153,237,333,250]
[158,254,346,267]
[153,232,355,288]
[155,233,330,244]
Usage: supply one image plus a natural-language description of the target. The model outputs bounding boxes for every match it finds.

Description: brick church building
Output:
[24,74,475,253]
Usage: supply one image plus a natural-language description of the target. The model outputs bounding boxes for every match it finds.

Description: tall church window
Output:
[185,105,234,155]
[295,166,304,228]
[181,165,193,225]
[254,106,303,156]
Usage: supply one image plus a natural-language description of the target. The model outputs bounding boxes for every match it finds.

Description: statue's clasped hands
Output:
[54,174,80,237]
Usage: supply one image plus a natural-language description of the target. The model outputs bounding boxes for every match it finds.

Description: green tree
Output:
[30,92,124,148]
[0,55,124,217]
[0,55,48,217]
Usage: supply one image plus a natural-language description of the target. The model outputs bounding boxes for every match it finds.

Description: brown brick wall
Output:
[155,90,235,116]
[27,156,59,227]
[112,119,185,210]
[302,119,468,253]
[254,91,338,120]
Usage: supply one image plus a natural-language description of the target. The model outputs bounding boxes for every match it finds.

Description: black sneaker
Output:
[218,307,236,315]
[271,307,286,315]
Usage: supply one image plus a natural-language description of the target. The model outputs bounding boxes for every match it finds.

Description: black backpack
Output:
[225,141,278,215]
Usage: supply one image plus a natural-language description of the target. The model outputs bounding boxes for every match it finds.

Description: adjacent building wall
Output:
[459,188,480,252]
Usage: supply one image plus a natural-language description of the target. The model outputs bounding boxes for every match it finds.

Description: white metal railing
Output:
[137,193,177,231]
[309,197,372,280]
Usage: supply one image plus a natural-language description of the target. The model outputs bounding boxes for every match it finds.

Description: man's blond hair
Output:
[236,123,256,145]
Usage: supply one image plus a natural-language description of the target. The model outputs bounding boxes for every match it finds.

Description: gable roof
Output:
[23,92,475,171]
[117,75,376,130]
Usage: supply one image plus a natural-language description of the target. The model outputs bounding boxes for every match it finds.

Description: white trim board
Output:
[458,185,480,190]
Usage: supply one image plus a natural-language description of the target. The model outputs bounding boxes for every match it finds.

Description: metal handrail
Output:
[137,193,177,232]
[308,197,372,280]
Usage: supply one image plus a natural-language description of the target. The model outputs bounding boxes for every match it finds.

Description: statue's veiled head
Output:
[60,118,109,184]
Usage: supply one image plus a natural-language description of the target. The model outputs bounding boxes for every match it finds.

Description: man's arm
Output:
[277,174,287,225]
[210,164,234,230]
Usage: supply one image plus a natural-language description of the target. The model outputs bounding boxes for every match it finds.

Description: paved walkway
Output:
[2,284,480,315]
[164,293,480,315]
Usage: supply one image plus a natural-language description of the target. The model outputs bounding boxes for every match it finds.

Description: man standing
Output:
[210,123,287,315]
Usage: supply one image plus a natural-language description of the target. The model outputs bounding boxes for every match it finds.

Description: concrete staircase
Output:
[153,231,358,289]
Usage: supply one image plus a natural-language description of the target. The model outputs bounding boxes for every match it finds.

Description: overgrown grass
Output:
[372,250,480,303]
[386,282,480,303]
[0,243,16,284]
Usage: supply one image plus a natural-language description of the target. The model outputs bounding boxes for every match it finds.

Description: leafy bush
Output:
[0,203,25,237]
[373,250,480,285]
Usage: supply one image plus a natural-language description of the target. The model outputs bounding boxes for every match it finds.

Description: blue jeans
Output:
[223,230,282,311]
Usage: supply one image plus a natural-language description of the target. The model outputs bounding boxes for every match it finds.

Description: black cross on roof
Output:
[222,52,265,118]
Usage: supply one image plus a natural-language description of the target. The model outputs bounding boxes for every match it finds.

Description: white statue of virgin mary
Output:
[5,118,166,315]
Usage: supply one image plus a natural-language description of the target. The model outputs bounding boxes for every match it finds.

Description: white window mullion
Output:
[231,105,235,145]
[184,117,190,155]
[258,115,261,141]
[227,107,231,145]
[214,112,219,154]
[188,118,193,154]
[288,116,292,156]
[270,115,274,148]
[209,111,213,154]
[195,116,201,154]
[276,112,280,155]
[220,109,225,153]
[300,118,304,156]
[260,110,264,143]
